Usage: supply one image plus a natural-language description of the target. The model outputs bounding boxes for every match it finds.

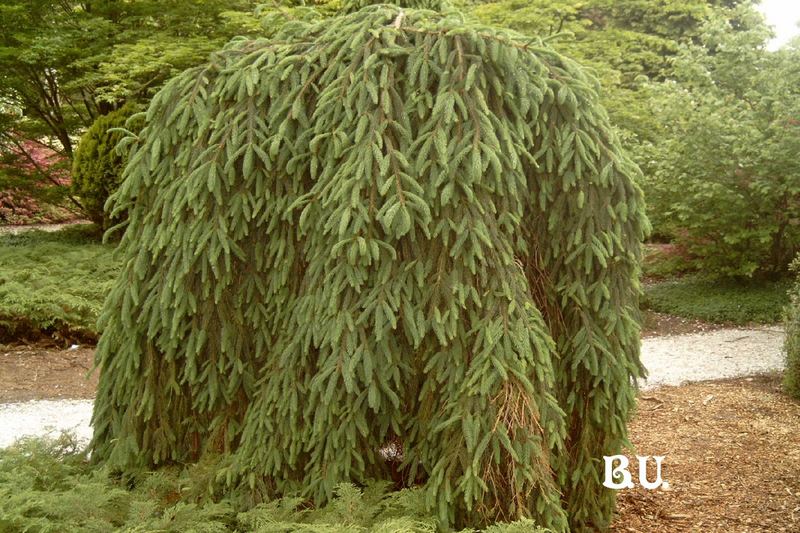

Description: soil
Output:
[0,220,90,235]
[0,343,97,403]
[641,310,725,338]
[614,374,800,532]
[0,314,747,404]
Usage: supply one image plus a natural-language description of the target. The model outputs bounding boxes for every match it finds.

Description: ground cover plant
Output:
[0,224,118,342]
[641,242,792,326]
[0,435,549,532]
[90,2,647,531]
[643,276,790,325]
[641,243,694,280]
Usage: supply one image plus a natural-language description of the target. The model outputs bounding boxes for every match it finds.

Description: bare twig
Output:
[392,10,405,29]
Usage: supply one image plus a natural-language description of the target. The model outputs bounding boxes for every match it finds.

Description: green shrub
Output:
[0,436,545,533]
[72,106,142,229]
[642,243,695,280]
[643,276,790,324]
[91,4,647,531]
[0,224,118,342]
[633,8,800,278]
[783,260,800,399]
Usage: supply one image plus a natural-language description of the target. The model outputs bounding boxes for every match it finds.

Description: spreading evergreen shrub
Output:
[91,4,647,531]
[72,105,142,229]
[0,225,117,343]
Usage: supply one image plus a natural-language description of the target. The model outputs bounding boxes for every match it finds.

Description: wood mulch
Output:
[641,310,726,338]
[613,374,800,532]
[0,342,97,403]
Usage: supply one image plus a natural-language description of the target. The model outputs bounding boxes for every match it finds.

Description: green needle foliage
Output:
[72,105,143,229]
[784,258,800,400]
[343,0,450,13]
[0,225,116,343]
[91,3,647,531]
[0,435,546,533]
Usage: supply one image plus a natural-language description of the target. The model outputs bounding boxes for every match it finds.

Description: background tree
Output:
[468,0,745,144]
[635,4,800,277]
[90,3,647,531]
[0,135,74,223]
[0,0,106,158]
[0,0,264,221]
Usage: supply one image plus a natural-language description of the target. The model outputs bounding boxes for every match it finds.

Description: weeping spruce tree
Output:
[92,2,647,530]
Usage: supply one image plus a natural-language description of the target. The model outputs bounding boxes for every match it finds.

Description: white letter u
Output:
[637,455,666,490]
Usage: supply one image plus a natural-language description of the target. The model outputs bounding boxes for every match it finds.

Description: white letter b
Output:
[603,455,634,489]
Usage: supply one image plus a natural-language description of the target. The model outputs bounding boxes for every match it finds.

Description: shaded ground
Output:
[0,220,91,235]
[0,343,96,403]
[641,310,725,338]
[614,375,800,532]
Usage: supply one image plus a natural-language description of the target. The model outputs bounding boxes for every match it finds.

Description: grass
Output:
[0,435,544,533]
[0,224,119,343]
[643,276,791,325]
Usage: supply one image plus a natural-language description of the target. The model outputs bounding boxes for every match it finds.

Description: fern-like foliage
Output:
[0,225,116,342]
[0,437,547,532]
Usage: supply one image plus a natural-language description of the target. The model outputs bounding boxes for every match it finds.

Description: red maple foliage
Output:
[0,137,76,225]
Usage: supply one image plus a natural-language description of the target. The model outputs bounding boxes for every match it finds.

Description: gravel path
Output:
[0,399,93,448]
[0,220,90,235]
[639,326,785,390]
[0,327,786,447]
